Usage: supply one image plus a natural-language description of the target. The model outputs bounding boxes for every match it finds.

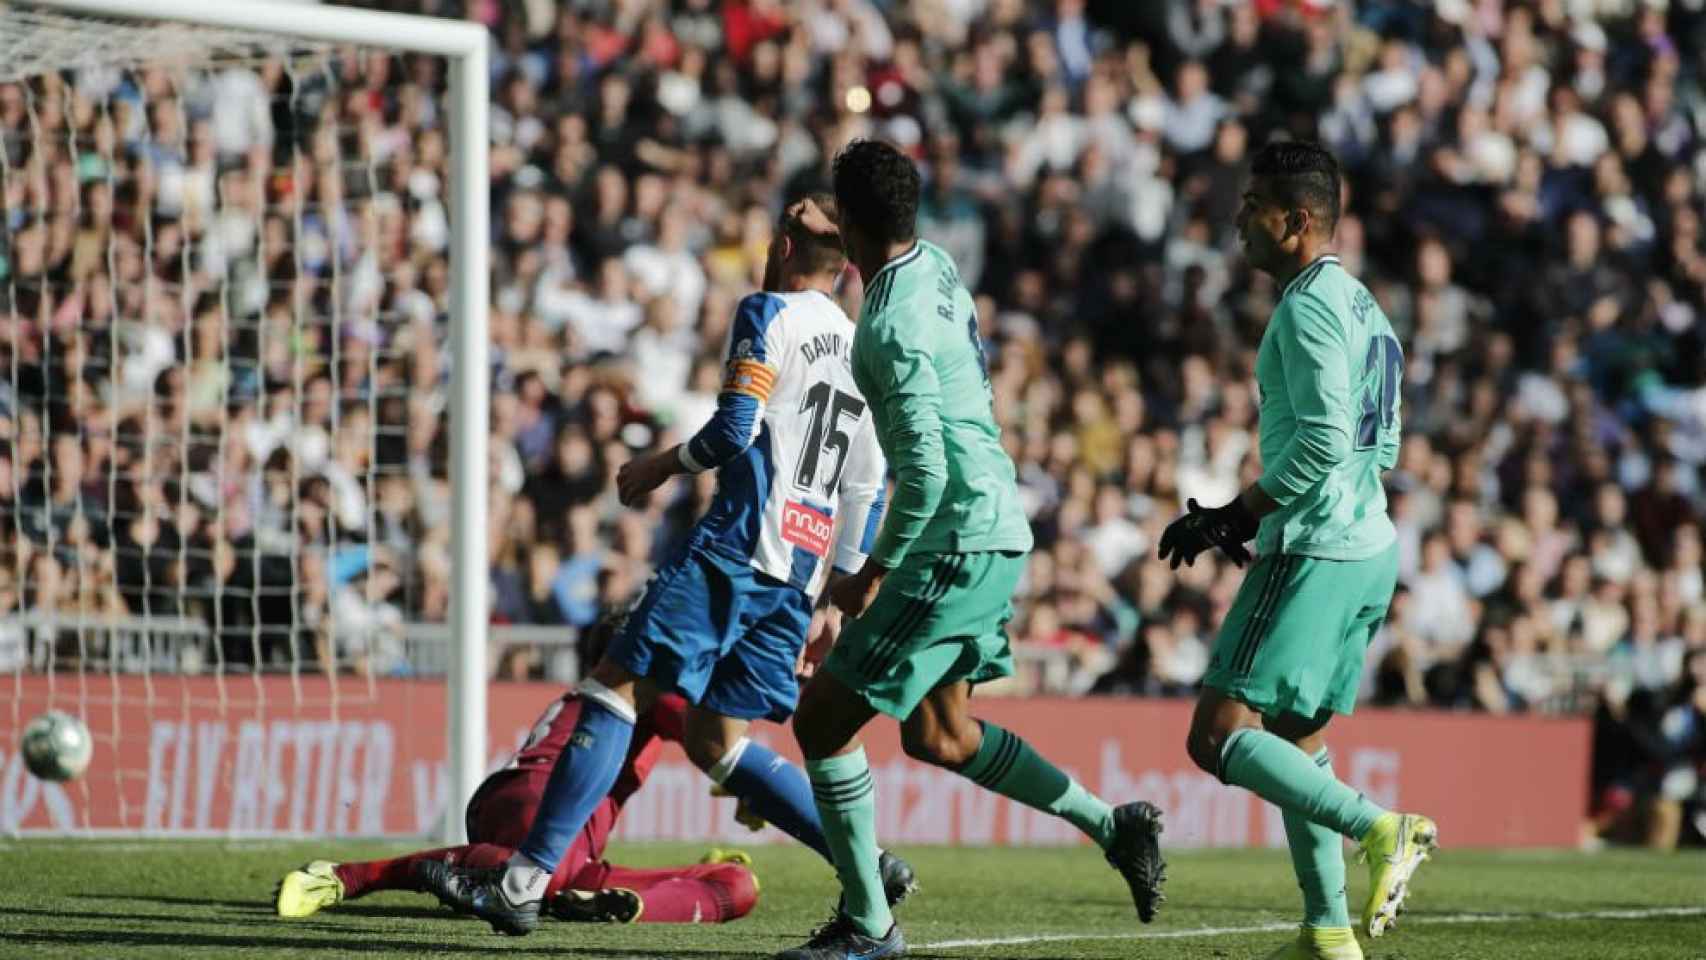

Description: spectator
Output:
[1407,531,1478,657]
[1162,60,1225,156]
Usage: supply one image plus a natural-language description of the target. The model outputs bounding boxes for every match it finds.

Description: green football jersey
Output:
[1253,254,1401,561]
[852,239,1033,568]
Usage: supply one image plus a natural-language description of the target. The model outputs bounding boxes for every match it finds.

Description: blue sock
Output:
[719,739,833,862]
[516,688,634,871]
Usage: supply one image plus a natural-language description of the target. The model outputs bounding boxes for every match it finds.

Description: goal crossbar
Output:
[14,0,490,844]
[28,0,489,57]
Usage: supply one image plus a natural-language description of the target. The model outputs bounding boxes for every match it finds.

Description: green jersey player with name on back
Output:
[773,139,1167,960]
[1157,140,1437,960]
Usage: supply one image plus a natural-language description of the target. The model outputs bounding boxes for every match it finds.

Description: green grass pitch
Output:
[0,840,1701,958]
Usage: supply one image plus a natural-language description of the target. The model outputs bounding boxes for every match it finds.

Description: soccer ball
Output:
[20,711,93,782]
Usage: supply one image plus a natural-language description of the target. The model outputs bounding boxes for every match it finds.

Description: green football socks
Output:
[960,721,1117,850]
[806,748,892,938]
[1220,727,1386,840]
[1286,748,1352,929]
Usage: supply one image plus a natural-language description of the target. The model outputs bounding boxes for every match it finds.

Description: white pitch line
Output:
[921,923,1299,949]
[918,906,1706,950]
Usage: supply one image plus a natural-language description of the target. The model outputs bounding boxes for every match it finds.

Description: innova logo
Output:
[781,500,833,557]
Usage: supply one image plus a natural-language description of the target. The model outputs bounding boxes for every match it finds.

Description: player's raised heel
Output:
[1263,926,1365,960]
[1106,801,1167,923]
[547,887,643,923]
[466,865,547,936]
[1358,812,1439,938]
[879,850,919,908]
[274,860,343,918]
[774,911,906,959]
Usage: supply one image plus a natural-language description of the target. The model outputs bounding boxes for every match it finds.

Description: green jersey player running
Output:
[774,140,1166,960]
[1159,140,1437,960]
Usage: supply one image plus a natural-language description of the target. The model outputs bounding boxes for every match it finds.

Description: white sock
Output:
[501,858,550,905]
[706,736,752,785]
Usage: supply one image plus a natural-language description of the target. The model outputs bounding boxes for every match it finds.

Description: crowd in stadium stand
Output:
[2,1,1705,841]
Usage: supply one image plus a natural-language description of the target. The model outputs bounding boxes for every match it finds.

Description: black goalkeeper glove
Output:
[1156,497,1258,569]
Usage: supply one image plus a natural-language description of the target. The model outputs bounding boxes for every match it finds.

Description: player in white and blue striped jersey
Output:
[459,195,913,936]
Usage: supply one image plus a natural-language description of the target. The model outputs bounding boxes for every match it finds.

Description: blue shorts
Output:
[610,534,813,722]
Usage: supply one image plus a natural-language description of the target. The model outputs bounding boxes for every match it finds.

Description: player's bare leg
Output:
[777,669,903,959]
[1188,688,1435,945]
[903,681,1165,923]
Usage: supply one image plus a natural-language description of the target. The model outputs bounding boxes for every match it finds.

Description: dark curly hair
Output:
[831,139,920,246]
[1250,139,1341,235]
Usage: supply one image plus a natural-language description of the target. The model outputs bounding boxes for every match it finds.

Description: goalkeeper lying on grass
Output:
[275,687,760,925]
[276,610,911,925]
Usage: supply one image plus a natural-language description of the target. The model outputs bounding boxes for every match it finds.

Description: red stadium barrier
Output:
[1,675,1589,846]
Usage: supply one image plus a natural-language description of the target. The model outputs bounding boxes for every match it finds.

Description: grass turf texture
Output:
[0,841,1701,959]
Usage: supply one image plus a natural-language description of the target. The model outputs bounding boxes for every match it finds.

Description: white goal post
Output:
[9,0,490,844]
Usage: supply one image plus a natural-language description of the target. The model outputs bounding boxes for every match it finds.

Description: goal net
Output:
[0,1,489,837]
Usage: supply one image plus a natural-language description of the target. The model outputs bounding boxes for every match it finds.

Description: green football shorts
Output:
[824,550,1024,719]
[1203,543,1399,719]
